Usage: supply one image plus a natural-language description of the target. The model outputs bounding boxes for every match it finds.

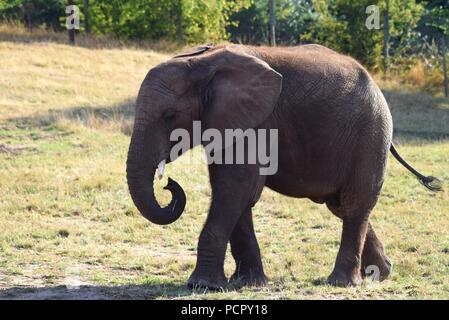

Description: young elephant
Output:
[126,44,441,288]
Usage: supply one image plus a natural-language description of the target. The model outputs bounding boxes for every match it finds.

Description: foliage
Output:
[0,0,251,43]
[230,0,425,68]
[81,0,250,43]
[299,0,351,52]
[0,0,447,70]
[420,0,449,37]
[228,0,314,45]
[300,0,423,68]
[0,0,65,29]
[179,0,251,43]
[88,0,178,40]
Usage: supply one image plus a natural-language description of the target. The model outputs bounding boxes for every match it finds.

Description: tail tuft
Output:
[419,176,443,192]
[390,144,443,192]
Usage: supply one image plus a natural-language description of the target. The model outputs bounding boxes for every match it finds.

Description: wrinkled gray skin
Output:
[126,44,435,288]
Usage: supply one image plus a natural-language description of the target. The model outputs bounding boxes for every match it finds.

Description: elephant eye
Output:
[163,110,176,123]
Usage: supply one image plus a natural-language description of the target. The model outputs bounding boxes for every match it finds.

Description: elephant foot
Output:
[230,269,268,287]
[361,224,393,282]
[187,271,227,291]
[327,268,362,287]
[229,259,267,287]
[362,255,393,282]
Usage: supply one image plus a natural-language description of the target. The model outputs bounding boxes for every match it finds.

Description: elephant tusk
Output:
[157,160,165,180]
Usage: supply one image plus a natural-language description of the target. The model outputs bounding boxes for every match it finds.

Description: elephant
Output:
[126,44,442,288]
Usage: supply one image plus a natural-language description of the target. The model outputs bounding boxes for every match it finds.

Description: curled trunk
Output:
[126,131,186,225]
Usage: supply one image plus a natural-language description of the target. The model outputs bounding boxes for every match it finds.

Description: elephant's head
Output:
[126,45,282,225]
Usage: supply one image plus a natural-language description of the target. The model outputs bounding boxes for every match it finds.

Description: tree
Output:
[269,0,276,46]
[228,0,313,45]
[300,0,423,69]
[443,36,448,97]
[420,1,449,97]
[384,0,390,72]
[85,0,250,43]
[228,2,268,44]
[277,0,314,44]
[0,0,66,30]
[175,0,183,42]
[83,0,89,33]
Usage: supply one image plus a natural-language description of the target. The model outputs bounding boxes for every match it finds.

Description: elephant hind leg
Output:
[361,222,392,282]
[325,204,392,286]
[325,173,385,286]
[229,207,267,287]
[326,136,389,286]
[325,179,386,287]
[326,211,369,287]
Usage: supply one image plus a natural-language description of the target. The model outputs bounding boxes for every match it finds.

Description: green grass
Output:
[0,38,448,300]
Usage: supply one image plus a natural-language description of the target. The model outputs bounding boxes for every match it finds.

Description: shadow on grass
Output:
[5,99,136,136]
[0,27,181,53]
[6,89,449,145]
[382,89,449,144]
[0,282,195,300]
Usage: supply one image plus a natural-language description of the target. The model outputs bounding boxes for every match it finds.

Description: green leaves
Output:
[85,0,251,43]
[0,0,446,68]
[423,4,449,35]
[181,0,251,43]
[0,0,250,43]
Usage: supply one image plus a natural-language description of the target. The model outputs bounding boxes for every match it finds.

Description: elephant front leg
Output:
[187,224,230,290]
[188,205,248,290]
[230,208,267,286]
[188,164,263,290]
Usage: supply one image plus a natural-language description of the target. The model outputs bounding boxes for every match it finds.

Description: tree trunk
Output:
[84,0,89,34]
[442,36,448,98]
[383,0,390,73]
[269,0,276,46]
[21,2,33,31]
[175,0,184,43]
[68,0,75,45]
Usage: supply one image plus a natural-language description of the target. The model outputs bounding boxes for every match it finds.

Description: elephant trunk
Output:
[126,130,186,225]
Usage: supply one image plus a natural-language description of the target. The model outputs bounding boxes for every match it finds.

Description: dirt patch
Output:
[0,143,35,155]
[0,270,147,300]
[0,285,151,300]
[0,261,189,300]
[131,245,196,260]
[0,273,190,300]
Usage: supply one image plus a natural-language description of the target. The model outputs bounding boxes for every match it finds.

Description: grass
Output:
[0,31,449,300]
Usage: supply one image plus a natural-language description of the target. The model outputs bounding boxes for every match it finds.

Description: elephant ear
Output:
[191,47,283,133]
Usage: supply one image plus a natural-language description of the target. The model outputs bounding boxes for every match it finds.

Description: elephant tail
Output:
[390,144,443,192]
